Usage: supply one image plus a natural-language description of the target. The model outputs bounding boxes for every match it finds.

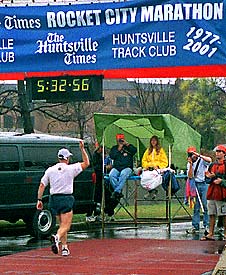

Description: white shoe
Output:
[62,248,70,256]
[86,216,96,222]
[51,235,59,254]
[186,227,199,234]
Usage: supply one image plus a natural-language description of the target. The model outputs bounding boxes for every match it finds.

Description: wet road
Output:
[0,221,225,257]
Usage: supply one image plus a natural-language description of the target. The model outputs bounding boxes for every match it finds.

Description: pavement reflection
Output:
[0,222,225,257]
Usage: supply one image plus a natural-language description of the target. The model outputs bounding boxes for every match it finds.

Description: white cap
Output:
[58,148,73,160]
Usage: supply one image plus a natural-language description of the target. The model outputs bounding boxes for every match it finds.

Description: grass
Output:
[116,203,192,219]
[0,219,25,228]
[72,202,193,222]
[0,203,193,226]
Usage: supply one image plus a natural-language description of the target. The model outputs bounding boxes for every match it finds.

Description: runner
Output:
[36,141,89,256]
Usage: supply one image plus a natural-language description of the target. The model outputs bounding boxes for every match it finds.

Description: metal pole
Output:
[134,179,138,227]
[168,144,172,235]
[136,138,140,163]
[101,132,105,238]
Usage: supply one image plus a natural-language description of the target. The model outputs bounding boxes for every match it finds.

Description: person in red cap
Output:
[201,144,226,240]
[215,144,226,154]
[186,146,212,234]
[109,134,137,201]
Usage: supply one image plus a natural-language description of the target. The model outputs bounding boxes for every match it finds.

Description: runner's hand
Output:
[36,200,43,210]
[79,140,84,150]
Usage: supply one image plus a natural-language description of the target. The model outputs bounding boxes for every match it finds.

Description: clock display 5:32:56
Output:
[36,78,90,93]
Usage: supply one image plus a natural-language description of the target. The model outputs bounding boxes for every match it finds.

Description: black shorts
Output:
[49,194,75,216]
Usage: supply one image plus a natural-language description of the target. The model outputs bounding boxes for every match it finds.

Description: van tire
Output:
[32,209,56,239]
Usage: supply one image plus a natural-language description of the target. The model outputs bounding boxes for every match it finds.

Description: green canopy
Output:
[94,113,201,169]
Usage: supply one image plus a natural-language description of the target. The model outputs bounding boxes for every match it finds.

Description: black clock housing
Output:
[26,75,103,102]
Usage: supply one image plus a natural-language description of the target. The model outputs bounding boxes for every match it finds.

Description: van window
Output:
[0,146,19,171]
[69,146,83,162]
[22,146,59,170]
[69,145,92,165]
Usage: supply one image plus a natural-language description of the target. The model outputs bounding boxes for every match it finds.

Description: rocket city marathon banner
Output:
[0,0,226,79]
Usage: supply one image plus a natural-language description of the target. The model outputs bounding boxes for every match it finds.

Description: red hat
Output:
[116,133,125,140]
[95,141,99,148]
[215,144,226,153]
[187,146,197,153]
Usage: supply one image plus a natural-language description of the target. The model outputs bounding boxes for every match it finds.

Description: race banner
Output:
[0,0,226,79]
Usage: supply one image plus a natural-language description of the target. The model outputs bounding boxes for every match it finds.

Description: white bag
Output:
[140,170,162,191]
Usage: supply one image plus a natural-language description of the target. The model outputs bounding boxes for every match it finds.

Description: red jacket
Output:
[206,160,226,201]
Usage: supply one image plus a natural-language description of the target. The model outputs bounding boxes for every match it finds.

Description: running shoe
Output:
[51,234,59,254]
[62,248,70,256]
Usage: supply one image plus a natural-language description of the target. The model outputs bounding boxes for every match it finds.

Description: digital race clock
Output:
[26,75,103,102]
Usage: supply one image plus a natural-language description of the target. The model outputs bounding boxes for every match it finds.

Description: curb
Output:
[212,244,226,275]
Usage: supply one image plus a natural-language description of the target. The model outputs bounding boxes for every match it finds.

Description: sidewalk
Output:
[212,246,226,274]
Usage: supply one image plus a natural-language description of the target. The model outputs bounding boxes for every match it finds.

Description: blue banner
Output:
[0,0,225,75]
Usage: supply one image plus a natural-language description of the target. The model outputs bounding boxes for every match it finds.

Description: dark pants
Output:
[94,170,103,216]
[217,216,224,228]
[104,178,119,216]
[86,176,119,217]
[94,171,102,203]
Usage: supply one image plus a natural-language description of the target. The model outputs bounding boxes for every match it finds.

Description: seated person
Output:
[109,133,137,200]
[104,150,113,174]
[141,135,168,199]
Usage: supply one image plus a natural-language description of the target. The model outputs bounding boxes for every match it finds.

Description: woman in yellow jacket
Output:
[142,135,168,169]
[141,135,168,199]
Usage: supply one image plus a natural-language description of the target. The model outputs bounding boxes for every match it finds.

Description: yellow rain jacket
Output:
[142,148,168,169]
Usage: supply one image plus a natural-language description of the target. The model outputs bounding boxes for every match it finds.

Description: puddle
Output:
[0,222,225,257]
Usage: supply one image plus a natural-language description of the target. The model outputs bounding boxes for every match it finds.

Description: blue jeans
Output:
[192,182,209,230]
[109,167,132,193]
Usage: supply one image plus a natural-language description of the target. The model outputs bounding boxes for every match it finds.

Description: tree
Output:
[0,80,108,138]
[125,79,183,117]
[0,83,105,138]
[34,100,107,139]
[121,78,225,149]
[179,78,226,148]
[17,81,34,134]
[0,82,34,133]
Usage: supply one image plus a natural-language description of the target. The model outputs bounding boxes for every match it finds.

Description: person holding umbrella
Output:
[186,146,212,234]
